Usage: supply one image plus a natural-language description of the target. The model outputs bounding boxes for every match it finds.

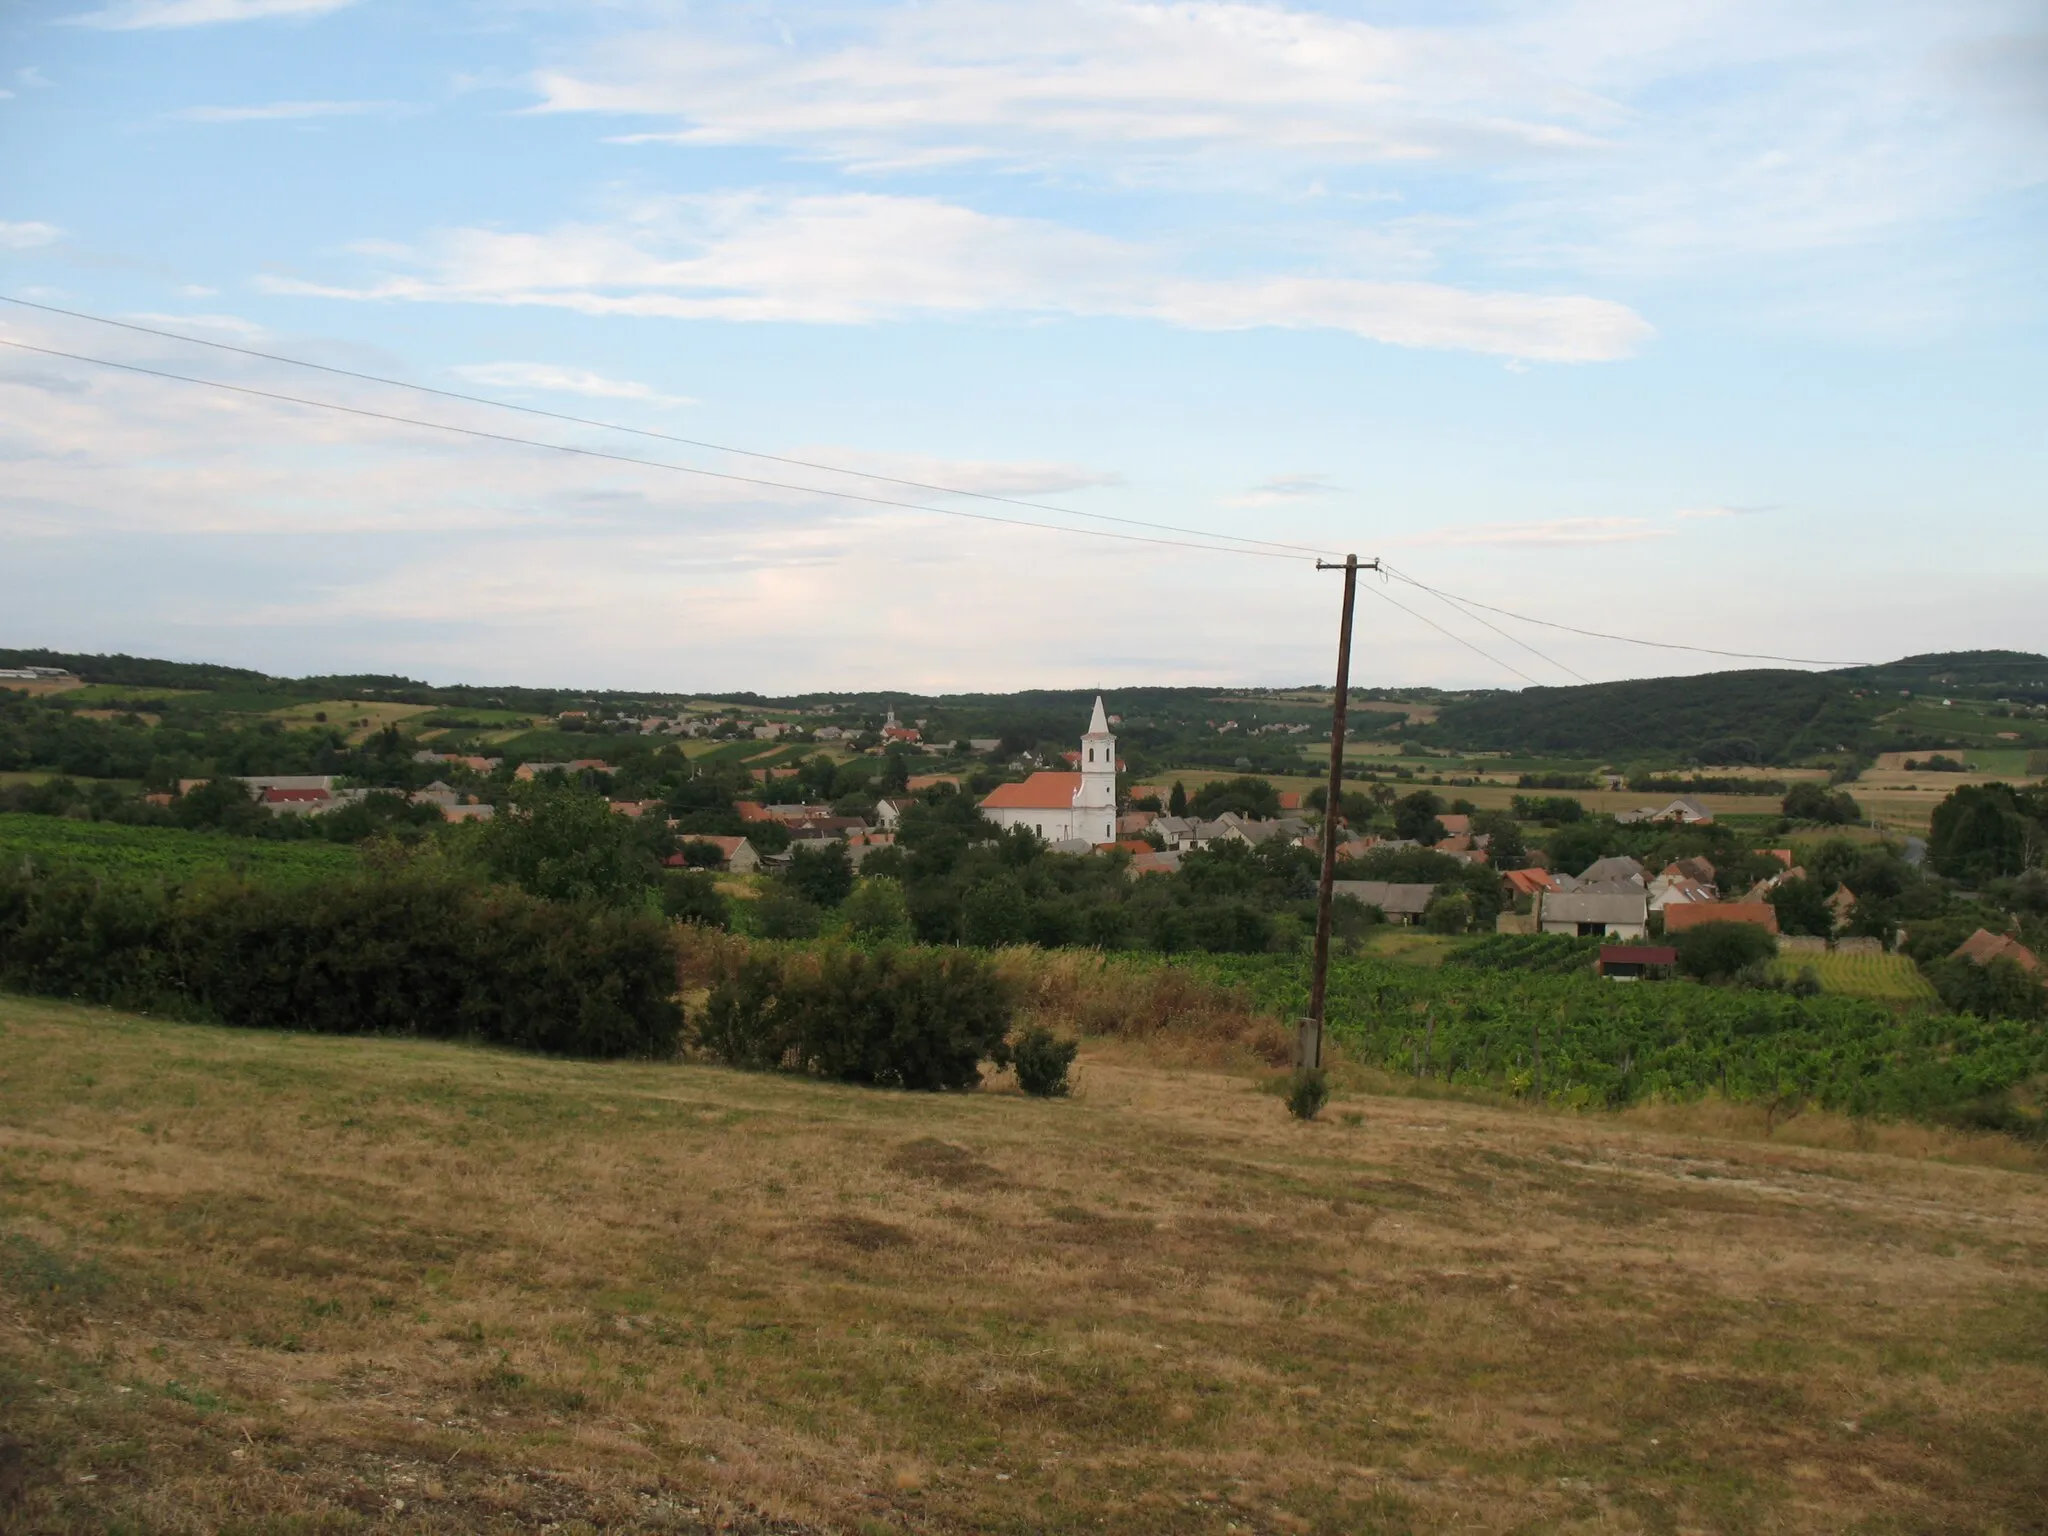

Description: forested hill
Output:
[1417,651,2048,765]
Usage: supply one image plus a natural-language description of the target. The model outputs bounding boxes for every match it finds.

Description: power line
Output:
[0,293,1336,562]
[1381,563,1871,669]
[0,337,1313,563]
[1359,582,1539,685]
[1382,567,1590,684]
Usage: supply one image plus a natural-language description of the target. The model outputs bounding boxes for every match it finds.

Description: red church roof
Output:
[980,772,1083,810]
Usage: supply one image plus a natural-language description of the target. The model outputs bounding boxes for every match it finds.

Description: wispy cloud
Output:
[449,361,695,410]
[125,311,267,338]
[64,0,354,28]
[263,193,1652,362]
[1404,517,1675,547]
[0,221,62,250]
[170,99,403,122]
[1228,473,1340,507]
[778,446,1122,499]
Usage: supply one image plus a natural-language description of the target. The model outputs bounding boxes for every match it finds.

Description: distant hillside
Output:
[1417,651,2048,765]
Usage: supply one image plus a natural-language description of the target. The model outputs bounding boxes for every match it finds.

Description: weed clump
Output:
[1287,1067,1331,1121]
[1006,1024,1078,1097]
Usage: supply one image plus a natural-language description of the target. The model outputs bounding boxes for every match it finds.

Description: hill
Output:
[1416,651,2048,765]
[4,995,2045,1532]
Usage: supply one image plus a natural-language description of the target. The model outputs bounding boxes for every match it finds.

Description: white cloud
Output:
[450,361,695,410]
[0,222,62,250]
[1400,517,1675,548]
[264,192,1652,362]
[1228,473,1339,507]
[64,0,354,28]
[170,99,403,122]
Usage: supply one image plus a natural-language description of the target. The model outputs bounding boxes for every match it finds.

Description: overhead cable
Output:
[0,294,1335,562]
[0,337,1311,563]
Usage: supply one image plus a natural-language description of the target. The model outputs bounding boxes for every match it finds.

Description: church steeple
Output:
[1074,696,1116,842]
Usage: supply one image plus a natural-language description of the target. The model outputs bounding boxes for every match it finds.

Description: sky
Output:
[1,0,2044,694]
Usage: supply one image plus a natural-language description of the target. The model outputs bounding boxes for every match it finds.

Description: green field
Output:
[1771,950,1940,1004]
[0,813,359,883]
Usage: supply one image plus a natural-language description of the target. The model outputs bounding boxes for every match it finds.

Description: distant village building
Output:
[979,697,1118,846]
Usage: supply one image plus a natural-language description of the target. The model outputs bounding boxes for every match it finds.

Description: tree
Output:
[841,876,914,944]
[1925,955,2046,1021]
[753,887,822,939]
[661,869,728,929]
[1393,790,1446,844]
[787,843,854,908]
[480,783,655,907]
[1190,775,1280,820]
[1168,781,1188,817]
[1767,876,1834,938]
[1784,782,1861,824]
[1674,920,1777,981]
[1930,784,2048,883]
[1423,891,1473,934]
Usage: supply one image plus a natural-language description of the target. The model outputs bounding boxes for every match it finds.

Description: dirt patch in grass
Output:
[2,994,2046,1534]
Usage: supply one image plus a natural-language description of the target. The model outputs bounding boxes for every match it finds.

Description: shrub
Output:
[696,944,1015,1091]
[661,868,729,929]
[1006,1024,1078,1097]
[752,887,823,939]
[1674,920,1778,982]
[0,864,682,1058]
[1286,1067,1330,1121]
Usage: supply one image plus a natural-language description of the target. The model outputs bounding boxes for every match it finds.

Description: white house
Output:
[979,697,1118,846]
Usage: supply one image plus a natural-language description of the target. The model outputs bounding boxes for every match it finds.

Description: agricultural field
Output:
[59,683,199,706]
[1770,951,1939,1005]
[0,813,358,883]
[3,994,2045,1534]
[265,699,438,739]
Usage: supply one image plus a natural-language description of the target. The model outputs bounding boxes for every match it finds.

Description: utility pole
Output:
[1299,553,1380,1072]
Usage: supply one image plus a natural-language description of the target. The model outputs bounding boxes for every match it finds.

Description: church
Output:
[978,697,1118,847]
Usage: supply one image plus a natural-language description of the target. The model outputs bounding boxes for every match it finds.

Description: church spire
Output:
[1086,695,1109,736]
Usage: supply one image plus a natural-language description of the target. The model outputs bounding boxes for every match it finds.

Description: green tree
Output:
[661,869,728,929]
[1423,891,1474,934]
[1168,781,1188,817]
[479,783,655,907]
[1393,790,1447,844]
[753,887,823,939]
[1930,784,2048,883]
[787,842,854,908]
[1674,920,1777,981]
[1190,775,1280,819]
[1767,876,1834,938]
[841,876,914,944]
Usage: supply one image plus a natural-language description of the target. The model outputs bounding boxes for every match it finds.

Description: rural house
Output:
[1536,890,1650,939]
[1662,901,1781,936]
[1331,881,1437,926]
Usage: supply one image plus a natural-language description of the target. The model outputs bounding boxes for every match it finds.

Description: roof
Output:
[1086,695,1109,736]
[733,800,772,822]
[1952,929,2040,972]
[1601,945,1678,964]
[905,774,960,791]
[981,772,1083,810]
[262,787,331,803]
[668,835,751,862]
[1503,868,1559,896]
[1540,891,1650,924]
[1332,880,1437,916]
[1437,814,1471,836]
[1277,791,1303,811]
[1662,901,1780,935]
[1578,855,1646,885]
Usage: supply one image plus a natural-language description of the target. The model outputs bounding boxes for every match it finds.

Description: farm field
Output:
[1770,951,1939,1004]
[265,699,438,740]
[0,813,358,883]
[3,994,2046,1534]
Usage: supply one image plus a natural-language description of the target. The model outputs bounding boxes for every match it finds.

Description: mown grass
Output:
[2,993,2046,1534]
[1770,951,1939,1004]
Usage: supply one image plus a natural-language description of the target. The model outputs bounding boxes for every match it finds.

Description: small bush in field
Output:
[1287,1067,1330,1121]
[696,944,1014,1090]
[1006,1025,1078,1097]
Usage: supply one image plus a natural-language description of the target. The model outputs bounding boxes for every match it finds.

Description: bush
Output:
[696,944,1015,1090]
[0,864,683,1057]
[1674,920,1778,982]
[1006,1024,1078,1097]
[661,869,728,929]
[1286,1067,1330,1121]
[753,887,823,939]
[1926,956,2046,1021]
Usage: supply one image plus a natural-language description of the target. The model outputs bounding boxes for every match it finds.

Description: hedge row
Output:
[0,866,682,1058]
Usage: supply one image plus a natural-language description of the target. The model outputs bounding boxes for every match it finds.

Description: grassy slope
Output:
[4,997,2046,1534]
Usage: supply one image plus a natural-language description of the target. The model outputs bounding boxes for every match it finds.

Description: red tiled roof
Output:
[262,788,330,803]
[1504,868,1558,896]
[1437,813,1471,835]
[733,800,771,822]
[1600,945,1677,965]
[1663,902,1780,935]
[906,774,960,791]
[1277,791,1303,811]
[980,772,1084,810]
[1953,929,2040,972]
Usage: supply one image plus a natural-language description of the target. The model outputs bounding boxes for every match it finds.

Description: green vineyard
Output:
[0,813,358,884]
[1770,950,1939,1004]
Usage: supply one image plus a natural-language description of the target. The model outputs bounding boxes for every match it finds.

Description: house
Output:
[513,759,615,781]
[905,775,960,792]
[1109,839,1153,855]
[1117,809,1158,837]
[765,803,834,822]
[1126,784,1165,805]
[1573,855,1647,890]
[666,837,760,875]
[1276,791,1304,813]
[441,803,496,823]
[1598,944,1677,981]
[979,699,1117,846]
[608,800,660,818]
[1503,867,1560,899]
[1437,814,1472,836]
[1615,797,1715,826]
[1662,901,1781,936]
[1126,849,1183,877]
[261,787,335,814]
[1536,890,1649,939]
[873,797,916,831]
[880,705,921,744]
[733,801,773,823]
[784,815,869,842]
[1331,881,1438,925]
[1951,929,2040,972]
[1215,813,1313,848]
[1827,884,1859,924]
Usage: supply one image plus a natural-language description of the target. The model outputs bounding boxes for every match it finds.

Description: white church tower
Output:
[1072,695,1117,845]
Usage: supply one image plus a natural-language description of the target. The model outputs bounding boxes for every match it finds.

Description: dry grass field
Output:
[266,700,440,743]
[3,995,2046,1535]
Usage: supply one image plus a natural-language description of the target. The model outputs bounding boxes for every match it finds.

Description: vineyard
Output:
[1771,950,1940,1004]
[0,813,358,883]
[1193,952,2046,1126]
[1445,932,1605,974]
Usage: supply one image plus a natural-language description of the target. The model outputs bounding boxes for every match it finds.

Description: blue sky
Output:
[1,0,2043,692]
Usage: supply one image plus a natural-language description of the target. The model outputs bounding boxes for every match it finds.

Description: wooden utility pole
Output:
[1299,554,1380,1072]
